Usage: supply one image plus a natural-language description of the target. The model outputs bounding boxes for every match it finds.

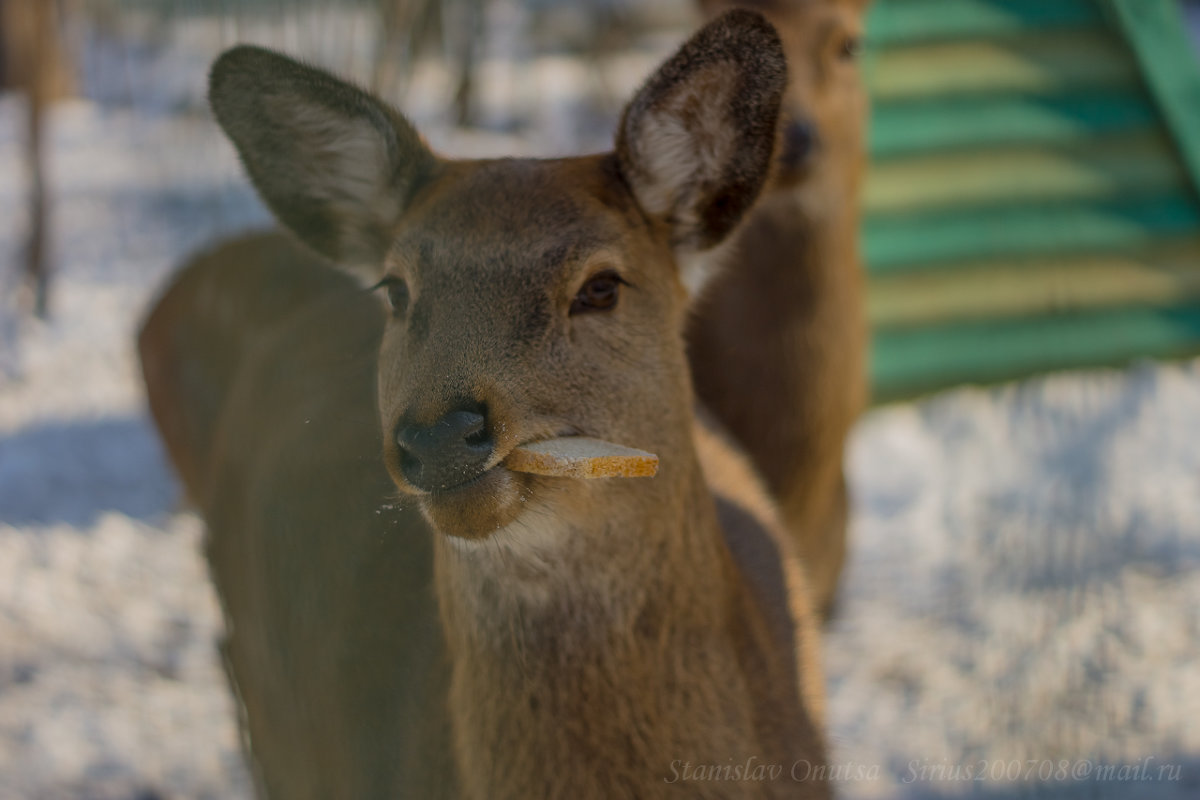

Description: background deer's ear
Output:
[209,46,436,278]
[615,10,785,282]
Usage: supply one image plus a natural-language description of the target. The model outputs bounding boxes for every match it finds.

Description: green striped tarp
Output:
[863,0,1200,401]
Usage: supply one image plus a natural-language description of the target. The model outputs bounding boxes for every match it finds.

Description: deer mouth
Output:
[418,460,535,540]
[402,429,594,539]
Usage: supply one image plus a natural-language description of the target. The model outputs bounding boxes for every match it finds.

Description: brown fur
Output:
[140,10,831,798]
[688,0,872,617]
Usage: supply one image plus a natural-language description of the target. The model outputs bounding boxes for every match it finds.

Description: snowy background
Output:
[2,3,1200,798]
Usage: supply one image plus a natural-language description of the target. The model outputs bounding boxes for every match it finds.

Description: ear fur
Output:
[208,46,436,276]
[615,10,786,260]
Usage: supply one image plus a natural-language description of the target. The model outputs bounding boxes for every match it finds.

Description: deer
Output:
[138,10,831,798]
[686,0,872,618]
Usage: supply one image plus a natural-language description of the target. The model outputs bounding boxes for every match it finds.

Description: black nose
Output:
[395,405,494,492]
[779,118,819,168]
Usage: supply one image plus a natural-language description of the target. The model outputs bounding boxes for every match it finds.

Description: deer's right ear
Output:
[209,46,436,277]
[615,10,785,276]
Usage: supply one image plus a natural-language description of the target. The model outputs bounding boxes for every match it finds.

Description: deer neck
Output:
[431,444,760,795]
[778,176,861,288]
[434,443,728,646]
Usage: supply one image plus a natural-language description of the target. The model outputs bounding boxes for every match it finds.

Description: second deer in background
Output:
[689,0,871,618]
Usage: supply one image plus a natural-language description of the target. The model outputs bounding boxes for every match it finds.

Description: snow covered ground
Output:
[2,8,1200,799]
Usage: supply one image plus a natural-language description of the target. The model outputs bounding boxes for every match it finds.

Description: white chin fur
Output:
[444,504,564,566]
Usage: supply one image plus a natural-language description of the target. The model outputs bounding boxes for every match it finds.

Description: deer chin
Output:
[418,464,535,540]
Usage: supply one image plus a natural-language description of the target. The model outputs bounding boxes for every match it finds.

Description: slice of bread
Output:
[506,437,659,479]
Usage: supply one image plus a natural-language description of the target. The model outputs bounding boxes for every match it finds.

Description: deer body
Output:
[688,0,871,617]
[194,264,452,798]
[141,11,829,798]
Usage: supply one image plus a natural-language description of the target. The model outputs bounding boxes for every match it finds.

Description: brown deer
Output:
[140,11,830,798]
[688,0,872,617]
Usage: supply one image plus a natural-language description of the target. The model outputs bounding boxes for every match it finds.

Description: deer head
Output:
[207,10,786,542]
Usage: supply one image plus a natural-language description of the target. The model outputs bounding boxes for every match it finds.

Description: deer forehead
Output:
[385,158,664,300]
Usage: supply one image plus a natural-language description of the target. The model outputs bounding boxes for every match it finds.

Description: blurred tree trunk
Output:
[372,0,483,126]
[1,0,73,318]
[373,0,434,103]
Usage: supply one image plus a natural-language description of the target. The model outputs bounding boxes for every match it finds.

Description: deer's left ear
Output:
[615,9,785,261]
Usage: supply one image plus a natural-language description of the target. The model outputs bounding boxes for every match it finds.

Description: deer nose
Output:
[779,118,819,168]
[395,406,494,492]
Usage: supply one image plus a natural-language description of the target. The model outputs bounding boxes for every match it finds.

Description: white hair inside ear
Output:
[267,98,399,217]
[627,64,740,224]
[614,9,785,301]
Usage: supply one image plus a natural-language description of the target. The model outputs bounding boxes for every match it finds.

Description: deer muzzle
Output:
[394,407,495,493]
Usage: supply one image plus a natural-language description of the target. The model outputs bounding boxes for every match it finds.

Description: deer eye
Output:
[839,35,862,61]
[571,270,625,315]
[372,275,410,316]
